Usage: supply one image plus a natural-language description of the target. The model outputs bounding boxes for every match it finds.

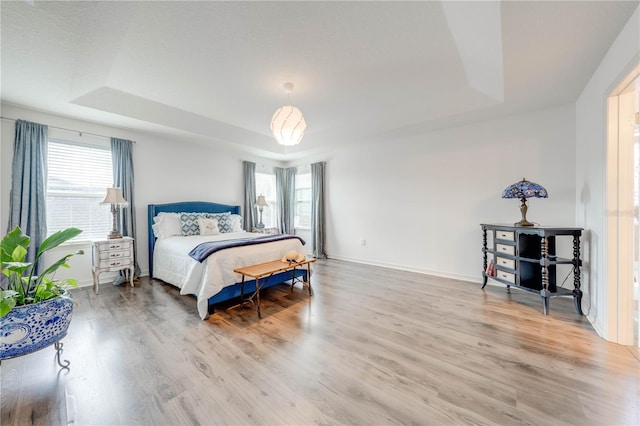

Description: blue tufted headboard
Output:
[147,201,241,277]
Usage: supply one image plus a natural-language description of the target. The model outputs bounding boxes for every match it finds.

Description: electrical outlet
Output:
[360,239,367,246]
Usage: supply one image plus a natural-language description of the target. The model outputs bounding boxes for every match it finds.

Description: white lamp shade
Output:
[255,194,268,207]
[101,187,129,206]
[270,105,307,146]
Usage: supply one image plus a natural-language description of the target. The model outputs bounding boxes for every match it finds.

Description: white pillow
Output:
[230,214,243,232]
[152,213,182,239]
[198,217,220,236]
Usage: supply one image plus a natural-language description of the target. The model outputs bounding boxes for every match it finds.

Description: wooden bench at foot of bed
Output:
[233,258,316,318]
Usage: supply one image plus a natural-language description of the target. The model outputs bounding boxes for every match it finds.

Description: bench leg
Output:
[306,263,313,296]
[255,278,261,318]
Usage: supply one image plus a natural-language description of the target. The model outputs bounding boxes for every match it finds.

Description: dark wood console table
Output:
[481,224,583,315]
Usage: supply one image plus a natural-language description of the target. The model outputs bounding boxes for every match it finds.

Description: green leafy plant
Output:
[0,226,83,318]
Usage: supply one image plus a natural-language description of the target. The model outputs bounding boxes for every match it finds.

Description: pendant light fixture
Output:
[270,82,307,146]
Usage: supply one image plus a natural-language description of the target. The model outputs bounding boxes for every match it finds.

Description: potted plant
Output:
[0,226,83,363]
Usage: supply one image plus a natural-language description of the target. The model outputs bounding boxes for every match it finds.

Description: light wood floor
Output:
[1,259,638,425]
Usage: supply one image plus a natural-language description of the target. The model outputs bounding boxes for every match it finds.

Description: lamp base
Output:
[255,208,265,229]
[514,219,535,227]
[108,207,123,239]
[108,230,123,239]
[515,198,535,227]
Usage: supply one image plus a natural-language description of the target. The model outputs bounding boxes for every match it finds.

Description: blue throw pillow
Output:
[180,212,209,236]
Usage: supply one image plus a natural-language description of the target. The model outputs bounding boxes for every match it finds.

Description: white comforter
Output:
[153,232,305,319]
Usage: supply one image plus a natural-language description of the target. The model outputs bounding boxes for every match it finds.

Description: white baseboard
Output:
[327,255,480,284]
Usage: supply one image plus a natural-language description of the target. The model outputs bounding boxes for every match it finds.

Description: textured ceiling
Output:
[1,1,638,160]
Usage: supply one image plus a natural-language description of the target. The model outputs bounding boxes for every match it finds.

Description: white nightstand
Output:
[91,237,135,294]
[252,227,279,235]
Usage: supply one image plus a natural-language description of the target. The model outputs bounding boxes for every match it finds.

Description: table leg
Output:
[572,234,583,315]
[482,228,488,288]
[540,236,550,315]
[93,270,100,295]
[307,263,313,296]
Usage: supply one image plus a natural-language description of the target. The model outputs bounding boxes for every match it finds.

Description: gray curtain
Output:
[7,120,48,271]
[111,138,141,278]
[275,167,296,234]
[243,161,257,231]
[311,162,327,259]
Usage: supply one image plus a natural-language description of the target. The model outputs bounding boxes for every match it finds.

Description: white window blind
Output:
[46,140,113,240]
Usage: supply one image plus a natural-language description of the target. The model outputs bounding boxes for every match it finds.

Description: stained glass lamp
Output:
[502,178,548,227]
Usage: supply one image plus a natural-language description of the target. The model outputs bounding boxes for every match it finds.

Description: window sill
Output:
[58,239,93,247]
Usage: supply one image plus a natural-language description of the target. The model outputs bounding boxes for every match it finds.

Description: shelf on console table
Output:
[480,224,583,315]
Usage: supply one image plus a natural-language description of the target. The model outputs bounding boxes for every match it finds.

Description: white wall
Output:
[1,104,275,287]
[2,102,577,293]
[575,7,640,342]
[326,104,577,282]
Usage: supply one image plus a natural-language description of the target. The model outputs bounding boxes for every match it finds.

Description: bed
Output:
[147,201,308,319]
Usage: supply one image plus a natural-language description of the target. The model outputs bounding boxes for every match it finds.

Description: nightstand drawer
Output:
[496,256,515,270]
[496,230,515,241]
[98,249,131,260]
[95,241,132,251]
[496,243,515,255]
[496,270,515,283]
[97,258,132,268]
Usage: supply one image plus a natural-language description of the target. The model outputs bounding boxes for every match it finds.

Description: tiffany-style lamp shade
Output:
[501,178,548,227]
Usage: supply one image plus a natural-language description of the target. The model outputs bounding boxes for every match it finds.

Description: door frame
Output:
[605,64,639,345]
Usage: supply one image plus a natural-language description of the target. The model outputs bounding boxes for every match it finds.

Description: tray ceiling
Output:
[1,1,637,160]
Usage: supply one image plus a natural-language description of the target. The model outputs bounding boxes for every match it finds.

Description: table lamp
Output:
[254,194,268,229]
[101,187,129,239]
[502,178,548,227]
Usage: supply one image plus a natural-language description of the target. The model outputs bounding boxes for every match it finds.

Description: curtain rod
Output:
[0,116,136,143]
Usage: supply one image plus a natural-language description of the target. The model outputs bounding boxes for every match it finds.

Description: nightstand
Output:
[91,237,135,294]
[252,227,279,235]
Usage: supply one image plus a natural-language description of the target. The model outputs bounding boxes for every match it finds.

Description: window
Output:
[295,172,311,229]
[46,139,113,240]
[255,172,276,228]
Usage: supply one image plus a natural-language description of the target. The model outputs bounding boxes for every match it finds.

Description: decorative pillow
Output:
[198,218,220,236]
[230,214,243,232]
[208,212,233,233]
[180,212,212,236]
[152,213,182,239]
